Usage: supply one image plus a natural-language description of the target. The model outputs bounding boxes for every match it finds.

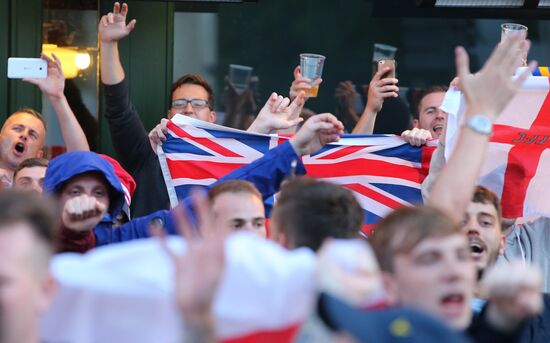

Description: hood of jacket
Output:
[43,151,125,218]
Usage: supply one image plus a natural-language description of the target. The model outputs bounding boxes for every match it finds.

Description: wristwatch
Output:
[465,115,492,136]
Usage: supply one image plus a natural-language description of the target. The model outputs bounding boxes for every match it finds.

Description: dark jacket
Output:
[519,293,550,343]
[467,306,526,343]
[103,78,170,217]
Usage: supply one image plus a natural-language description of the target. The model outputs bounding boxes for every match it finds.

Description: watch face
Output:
[481,119,491,132]
[469,115,492,135]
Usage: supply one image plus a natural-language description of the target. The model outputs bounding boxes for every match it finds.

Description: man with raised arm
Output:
[423,34,549,342]
[0,52,93,176]
[99,2,305,218]
[22,53,90,152]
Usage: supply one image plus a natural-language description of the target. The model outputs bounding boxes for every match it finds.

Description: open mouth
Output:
[432,124,444,136]
[14,142,25,154]
[442,293,464,305]
[440,293,465,317]
[468,237,486,260]
[470,242,484,254]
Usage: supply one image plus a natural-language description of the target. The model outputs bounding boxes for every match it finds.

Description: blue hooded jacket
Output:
[44,141,305,248]
[44,151,178,247]
[44,151,126,219]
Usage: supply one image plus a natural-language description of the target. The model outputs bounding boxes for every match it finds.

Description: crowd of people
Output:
[1,2,550,342]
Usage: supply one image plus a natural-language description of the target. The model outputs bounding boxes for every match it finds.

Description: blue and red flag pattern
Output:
[158,115,436,235]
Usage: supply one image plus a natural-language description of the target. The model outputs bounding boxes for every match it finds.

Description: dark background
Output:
[2,0,549,154]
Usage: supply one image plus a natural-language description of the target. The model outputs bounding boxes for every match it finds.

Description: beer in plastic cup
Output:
[298,53,325,98]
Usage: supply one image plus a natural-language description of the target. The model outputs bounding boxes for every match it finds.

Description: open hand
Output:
[99,2,136,43]
[153,189,228,325]
[456,33,535,120]
[247,92,305,134]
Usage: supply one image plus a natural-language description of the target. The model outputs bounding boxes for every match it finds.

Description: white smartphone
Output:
[7,58,47,79]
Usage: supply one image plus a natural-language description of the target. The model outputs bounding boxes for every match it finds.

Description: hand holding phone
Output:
[7,58,47,79]
[363,60,399,115]
[378,59,396,79]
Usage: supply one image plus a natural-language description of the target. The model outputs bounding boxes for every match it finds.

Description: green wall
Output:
[0,0,8,119]
[0,0,42,121]
[8,0,43,115]
[0,0,174,156]
[99,0,174,156]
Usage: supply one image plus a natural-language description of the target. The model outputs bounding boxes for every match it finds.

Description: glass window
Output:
[42,0,99,155]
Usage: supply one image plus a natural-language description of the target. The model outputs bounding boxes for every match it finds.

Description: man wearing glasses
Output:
[167,74,217,123]
[99,3,220,217]
[100,3,306,218]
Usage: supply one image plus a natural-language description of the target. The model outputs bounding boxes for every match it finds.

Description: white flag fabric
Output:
[442,73,550,219]
[39,232,317,343]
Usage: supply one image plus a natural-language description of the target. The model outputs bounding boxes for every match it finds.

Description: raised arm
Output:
[429,35,534,222]
[99,2,136,85]
[99,2,153,172]
[154,190,225,343]
[352,67,399,134]
[23,53,90,151]
[279,66,321,135]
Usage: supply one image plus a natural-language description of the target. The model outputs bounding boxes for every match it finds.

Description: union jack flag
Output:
[158,115,436,235]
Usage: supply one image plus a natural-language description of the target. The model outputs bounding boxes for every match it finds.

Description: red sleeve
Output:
[56,227,96,253]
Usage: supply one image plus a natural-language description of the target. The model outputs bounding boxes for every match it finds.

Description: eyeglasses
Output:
[171,98,210,109]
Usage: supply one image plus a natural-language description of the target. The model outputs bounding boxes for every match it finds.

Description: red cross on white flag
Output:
[443,74,550,219]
